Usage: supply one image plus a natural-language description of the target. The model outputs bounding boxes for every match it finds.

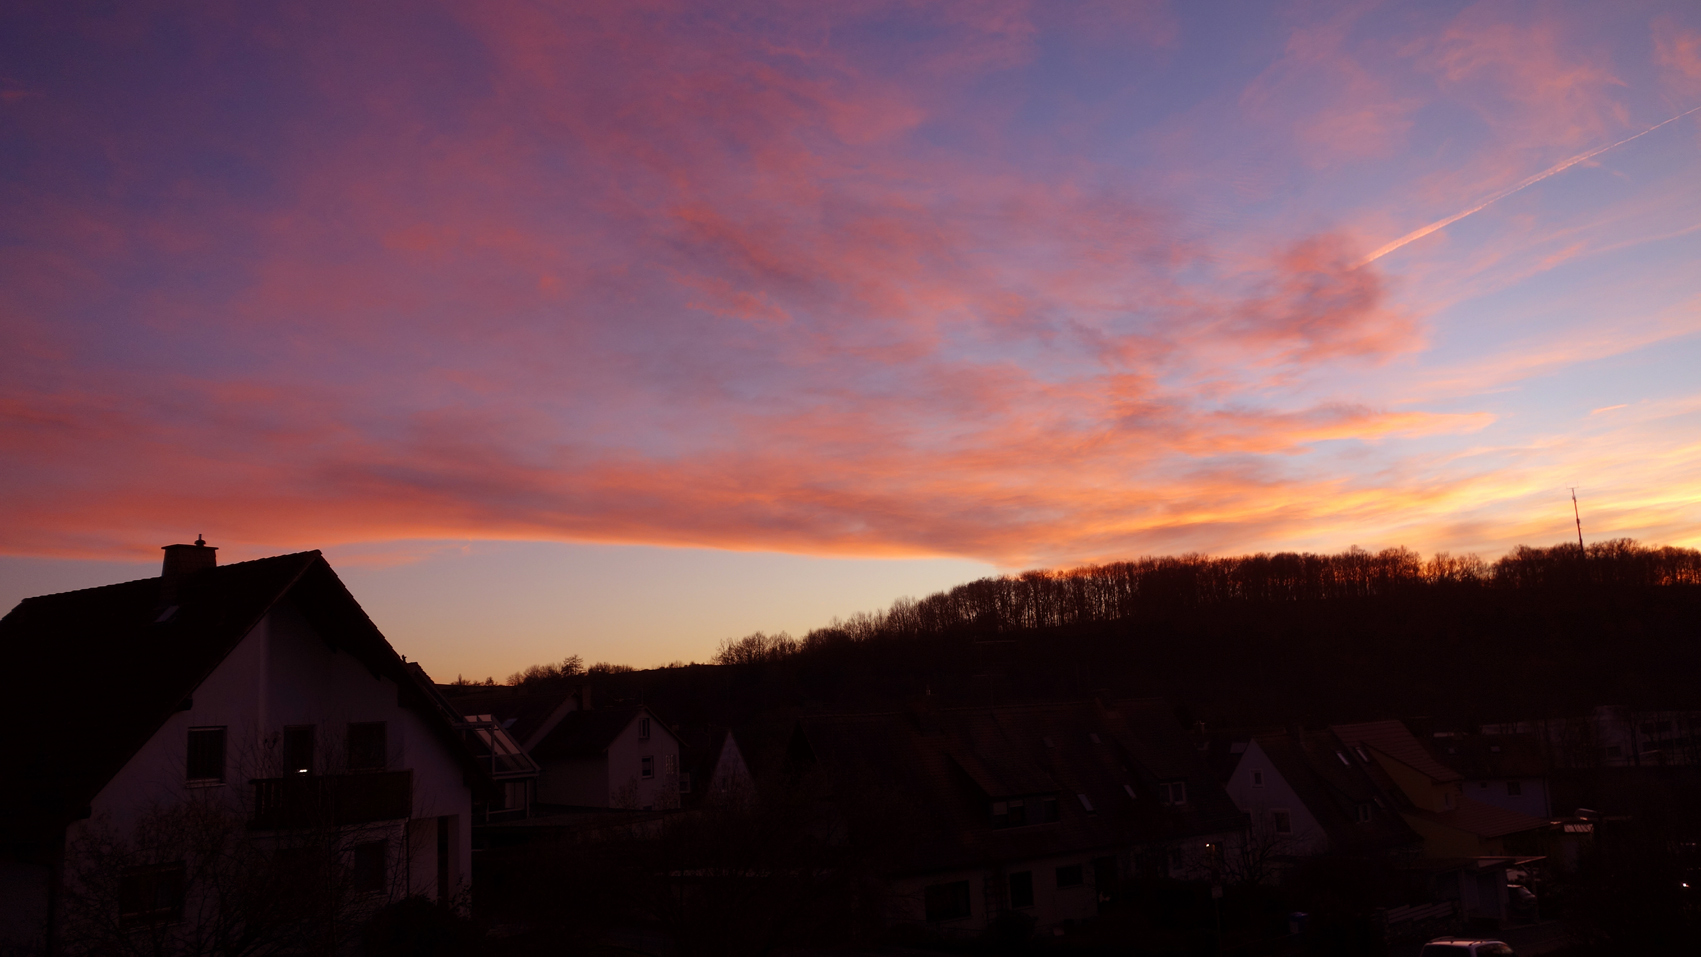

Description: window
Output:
[347,722,386,771]
[1355,803,1372,823]
[352,841,386,894]
[1159,781,1187,806]
[1443,791,1455,810]
[1480,781,1490,788]
[1055,864,1084,888]
[1088,733,1102,744]
[641,755,654,779]
[1507,780,1523,796]
[924,880,971,922]
[187,727,226,784]
[1606,745,1623,758]
[1335,750,1350,766]
[283,725,315,775]
[1272,809,1292,834]
[1123,784,1137,799]
[1252,770,1264,787]
[1354,746,1370,762]
[679,772,693,794]
[1042,796,1059,822]
[1008,870,1034,908]
[639,717,651,740]
[1042,736,1055,749]
[1077,793,1095,813]
[119,862,185,926]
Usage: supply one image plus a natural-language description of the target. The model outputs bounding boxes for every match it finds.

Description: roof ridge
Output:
[7,550,326,606]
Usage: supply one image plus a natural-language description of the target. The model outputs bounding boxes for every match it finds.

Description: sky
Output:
[4,1,1701,679]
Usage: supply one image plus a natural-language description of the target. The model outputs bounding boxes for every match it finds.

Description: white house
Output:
[529,705,683,809]
[0,541,490,952]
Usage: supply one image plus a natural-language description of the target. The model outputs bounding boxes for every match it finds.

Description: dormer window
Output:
[1159,781,1186,806]
[1354,746,1370,762]
[1355,803,1372,823]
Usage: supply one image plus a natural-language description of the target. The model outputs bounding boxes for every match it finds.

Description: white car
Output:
[1419,939,1516,957]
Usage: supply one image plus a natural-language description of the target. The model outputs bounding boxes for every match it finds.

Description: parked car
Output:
[1420,939,1515,956]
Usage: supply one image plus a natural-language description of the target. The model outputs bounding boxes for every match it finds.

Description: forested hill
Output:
[486,540,1701,730]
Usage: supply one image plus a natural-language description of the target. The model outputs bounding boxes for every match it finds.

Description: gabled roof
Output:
[1332,720,1463,783]
[0,551,491,840]
[1248,731,1422,853]
[794,699,1247,877]
[529,705,674,761]
[1406,795,1549,839]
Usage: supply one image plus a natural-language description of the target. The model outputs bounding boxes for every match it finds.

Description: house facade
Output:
[794,699,1247,936]
[0,543,489,953]
[529,705,683,810]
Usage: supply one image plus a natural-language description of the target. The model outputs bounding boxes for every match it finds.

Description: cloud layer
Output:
[3,0,1700,567]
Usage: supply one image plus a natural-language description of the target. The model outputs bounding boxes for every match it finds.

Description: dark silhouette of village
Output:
[6,538,1701,956]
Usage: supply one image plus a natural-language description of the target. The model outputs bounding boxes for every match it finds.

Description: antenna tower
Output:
[1570,488,1585,551]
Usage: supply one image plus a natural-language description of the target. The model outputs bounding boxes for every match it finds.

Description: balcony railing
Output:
[250,770,413,829]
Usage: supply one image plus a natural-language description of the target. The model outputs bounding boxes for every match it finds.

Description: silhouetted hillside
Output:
[491,540,1701,731]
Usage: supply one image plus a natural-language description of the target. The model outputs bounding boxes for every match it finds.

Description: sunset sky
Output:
[5,1,1701,678]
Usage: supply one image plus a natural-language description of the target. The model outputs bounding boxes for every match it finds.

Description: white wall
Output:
[605,711,681,809]
[1223,740,1329,856]
[1464,777,1551,818]
[72,598,474,905]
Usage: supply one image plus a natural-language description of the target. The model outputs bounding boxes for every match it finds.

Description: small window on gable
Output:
[639,717,651,740]
[641,755,655,779]
[347,722,386,771]
[1042,796,1059,821]
[1272,809,1292,834]
[679,772,693,794]
[187,727,226,784]
[1252,770,1264,787]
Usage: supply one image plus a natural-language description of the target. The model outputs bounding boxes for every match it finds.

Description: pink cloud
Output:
[3,0,1698,570]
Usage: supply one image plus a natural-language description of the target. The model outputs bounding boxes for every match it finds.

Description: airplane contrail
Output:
[1355,104,1701,268]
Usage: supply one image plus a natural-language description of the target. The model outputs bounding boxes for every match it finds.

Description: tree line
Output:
[712,539,1701,663]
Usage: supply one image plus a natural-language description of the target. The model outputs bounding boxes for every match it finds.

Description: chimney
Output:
[160,536,217,605]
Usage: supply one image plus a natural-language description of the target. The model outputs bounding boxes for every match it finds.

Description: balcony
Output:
[250,770,413,829]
